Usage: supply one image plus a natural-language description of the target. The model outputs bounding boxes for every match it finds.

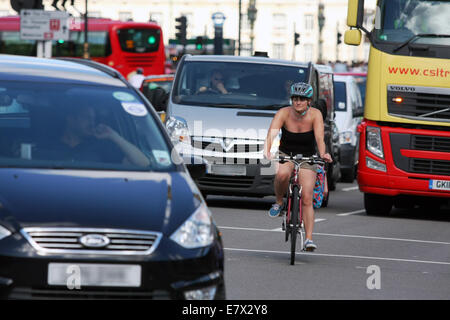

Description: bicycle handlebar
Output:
[271,154,326,166]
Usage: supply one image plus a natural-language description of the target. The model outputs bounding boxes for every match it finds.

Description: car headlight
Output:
[366,126,384,159]
[0,225,12,241]
[339,131,353,144]
[165,116,191,145]
[170,204,214,248]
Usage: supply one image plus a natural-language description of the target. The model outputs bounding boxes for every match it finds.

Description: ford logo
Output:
[79,234,110,248]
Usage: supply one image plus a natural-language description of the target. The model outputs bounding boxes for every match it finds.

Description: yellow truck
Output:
[345,0,450,215]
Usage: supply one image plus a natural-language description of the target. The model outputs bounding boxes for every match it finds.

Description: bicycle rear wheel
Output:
[290,185,300,265]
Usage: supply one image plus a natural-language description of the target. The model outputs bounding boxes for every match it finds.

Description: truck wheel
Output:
[364,193,393,216]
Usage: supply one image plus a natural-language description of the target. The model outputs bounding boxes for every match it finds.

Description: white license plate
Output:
[48,263,141,287]
[429,179,450,191]
[210,165,246,176]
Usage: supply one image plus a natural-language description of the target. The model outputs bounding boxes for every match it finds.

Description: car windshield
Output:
[172,61,308,110]
[0,81,175,172]
[353,76,366,104]
[375,0,450,45]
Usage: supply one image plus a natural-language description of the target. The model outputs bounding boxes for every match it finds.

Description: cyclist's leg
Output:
[298,167,317,241]
[274,161,294,206]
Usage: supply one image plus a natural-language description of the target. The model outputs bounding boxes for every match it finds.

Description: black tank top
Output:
[279,127,316,157]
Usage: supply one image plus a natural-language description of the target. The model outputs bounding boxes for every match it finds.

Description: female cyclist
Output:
[264,82,332,251]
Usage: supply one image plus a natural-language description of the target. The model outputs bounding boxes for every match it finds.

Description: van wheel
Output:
[364,193,393,216]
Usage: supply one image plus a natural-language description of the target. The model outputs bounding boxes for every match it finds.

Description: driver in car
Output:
[197,70,229,94]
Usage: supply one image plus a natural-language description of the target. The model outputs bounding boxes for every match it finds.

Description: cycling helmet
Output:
[290,82,313,98]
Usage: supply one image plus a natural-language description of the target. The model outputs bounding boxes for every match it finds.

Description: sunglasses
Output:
[292,96,309,101]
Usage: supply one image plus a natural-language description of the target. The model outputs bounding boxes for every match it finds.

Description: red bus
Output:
[0,16,165,79]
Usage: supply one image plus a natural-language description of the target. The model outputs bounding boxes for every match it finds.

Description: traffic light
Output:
[10,0,43,12]
[195,36,204,50]
[337,32,342,45]
[51,0,74,10]
[175,16,187,46]
[294,32,300,46]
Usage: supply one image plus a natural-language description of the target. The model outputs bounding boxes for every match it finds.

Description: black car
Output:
[0,54,225,300]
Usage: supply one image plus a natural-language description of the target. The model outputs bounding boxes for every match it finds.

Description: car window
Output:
[334,81,347,111]
[172,61,308,110]
[0,81,175,172]
[143,80,173,93]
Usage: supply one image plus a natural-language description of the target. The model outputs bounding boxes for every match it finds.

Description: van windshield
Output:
[172,61,308,110]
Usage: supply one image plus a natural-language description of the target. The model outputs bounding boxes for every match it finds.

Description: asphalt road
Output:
[205,182,450,300]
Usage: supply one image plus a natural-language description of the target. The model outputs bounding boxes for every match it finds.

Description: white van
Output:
[166,55,340,198]
[333,75,363,182]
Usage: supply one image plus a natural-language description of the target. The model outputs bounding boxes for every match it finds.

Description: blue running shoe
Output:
[268,203,282,218]
[304,239,317,252]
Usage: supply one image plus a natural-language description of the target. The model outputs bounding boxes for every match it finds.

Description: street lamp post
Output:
[212,12,226,55]
[83,0,89,59]
[318,2,325,63]
[238,0,241,55]
[247,0,257,55]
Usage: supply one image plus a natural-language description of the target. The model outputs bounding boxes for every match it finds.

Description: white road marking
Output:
[337,209,366,216]
[224,247,450,266]
[271,219,326,232]
[218,225,450,245]
[342,186,359,191]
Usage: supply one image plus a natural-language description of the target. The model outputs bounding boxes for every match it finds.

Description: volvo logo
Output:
[79,234,110,248]
[388,85,416,92]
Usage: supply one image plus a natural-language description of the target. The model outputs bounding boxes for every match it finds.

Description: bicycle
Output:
[273,154,325,265]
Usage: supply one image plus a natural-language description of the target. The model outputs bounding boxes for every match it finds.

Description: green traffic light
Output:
[148,36,156,44]
[196,44,202,50]
[58,39,65,44]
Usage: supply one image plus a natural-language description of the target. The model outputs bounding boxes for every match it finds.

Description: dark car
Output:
[0,55,225,300]
[141,74,174,113]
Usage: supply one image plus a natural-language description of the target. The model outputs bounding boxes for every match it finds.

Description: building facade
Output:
[0,0,376,63]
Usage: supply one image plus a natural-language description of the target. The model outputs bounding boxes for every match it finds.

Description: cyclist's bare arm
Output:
[264,108,287,159]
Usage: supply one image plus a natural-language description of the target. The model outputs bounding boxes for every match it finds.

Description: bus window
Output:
[117,28,160,53]
[53,31,111,57]
[0,31,36,55]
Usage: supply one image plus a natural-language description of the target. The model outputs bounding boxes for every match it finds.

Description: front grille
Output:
[21,228,162,255]
[387,85,450,123]
[411,159,450,176]
[8,287,170,300]
[390,133,450,176]
[191,137,264,165]
[203,156,261,165]
[192,140,264,153]
[124,55,156,68]
[197,174,255,189]
[412,135,450,152]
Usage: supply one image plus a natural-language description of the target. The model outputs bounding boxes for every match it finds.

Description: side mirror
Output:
[345,29,362,46]
[353,107,364,118]
[347,0,365,28]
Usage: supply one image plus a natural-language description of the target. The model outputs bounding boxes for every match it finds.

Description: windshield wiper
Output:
[260,104,290,110]
[209,103,251,109]
[393,34,450,53]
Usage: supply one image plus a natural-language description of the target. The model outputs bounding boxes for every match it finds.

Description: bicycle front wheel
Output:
[290,185,300,265]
